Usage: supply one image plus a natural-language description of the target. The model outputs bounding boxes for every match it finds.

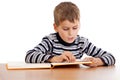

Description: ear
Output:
[53,23,58,32]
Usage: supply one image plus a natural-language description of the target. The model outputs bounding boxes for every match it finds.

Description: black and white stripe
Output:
[25,33,115,65]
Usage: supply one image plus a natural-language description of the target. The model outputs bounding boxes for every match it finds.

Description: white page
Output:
[7,62,51,70]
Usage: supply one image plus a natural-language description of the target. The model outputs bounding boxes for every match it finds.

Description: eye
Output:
[63,28,69,31]
[73,27,78,30]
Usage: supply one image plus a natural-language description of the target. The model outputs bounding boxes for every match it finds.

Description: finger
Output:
[82,57,98,67]
[70,55,76,62]
[64,51,75,62]
[62,52,71,62]
[65,53,75,62]
[62,51,76,62]
[62,55,70,62]
[83,57,93,62]
[53,56,62,63]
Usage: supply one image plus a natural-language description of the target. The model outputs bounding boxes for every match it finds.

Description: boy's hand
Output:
[60,51,76,62]
[48,51,76,63]
[82,57,104,67]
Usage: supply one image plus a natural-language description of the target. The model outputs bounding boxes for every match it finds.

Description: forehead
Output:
[59,20,80,27]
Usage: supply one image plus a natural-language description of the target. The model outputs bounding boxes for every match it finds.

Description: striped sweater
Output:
[25,33,115,66]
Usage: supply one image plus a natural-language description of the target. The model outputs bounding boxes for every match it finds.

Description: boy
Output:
[25,2,115,67]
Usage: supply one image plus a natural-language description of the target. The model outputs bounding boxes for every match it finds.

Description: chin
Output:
[67,40,74,43]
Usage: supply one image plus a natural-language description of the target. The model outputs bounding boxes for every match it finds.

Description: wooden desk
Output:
[0,63,119,80]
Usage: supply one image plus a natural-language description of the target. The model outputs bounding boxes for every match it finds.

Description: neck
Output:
[56,33,75,46]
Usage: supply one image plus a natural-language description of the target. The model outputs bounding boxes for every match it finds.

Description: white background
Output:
[0,0,120,63]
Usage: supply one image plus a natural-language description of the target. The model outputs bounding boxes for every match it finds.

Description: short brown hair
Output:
[54,2,80,26]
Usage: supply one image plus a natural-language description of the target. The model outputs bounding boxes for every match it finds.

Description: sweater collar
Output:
[56,33,75,46]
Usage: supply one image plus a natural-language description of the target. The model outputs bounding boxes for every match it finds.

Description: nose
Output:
[68,29,73,36]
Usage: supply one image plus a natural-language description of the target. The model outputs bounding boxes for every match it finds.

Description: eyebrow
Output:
[62,25,78,28]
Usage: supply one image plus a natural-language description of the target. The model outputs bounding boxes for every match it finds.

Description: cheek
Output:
[76,30,79,34]
[75,29,79,34]
[59,31,68,38]
[59,29,67,35]
[60,32,67,37]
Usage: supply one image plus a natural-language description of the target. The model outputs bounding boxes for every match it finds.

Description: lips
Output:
[68,37,74,40]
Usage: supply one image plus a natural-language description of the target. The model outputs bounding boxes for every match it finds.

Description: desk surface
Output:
[0,63,120,80]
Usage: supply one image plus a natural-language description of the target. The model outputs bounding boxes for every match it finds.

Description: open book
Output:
[6,59,92,70]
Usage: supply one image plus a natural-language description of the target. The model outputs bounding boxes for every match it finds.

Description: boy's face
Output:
[54,20,80,43]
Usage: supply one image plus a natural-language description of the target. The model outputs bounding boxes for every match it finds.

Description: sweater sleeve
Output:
[82,38,116,66]
[25,37,54,63]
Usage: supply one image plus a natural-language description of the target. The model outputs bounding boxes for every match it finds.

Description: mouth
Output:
[68,37,74,41]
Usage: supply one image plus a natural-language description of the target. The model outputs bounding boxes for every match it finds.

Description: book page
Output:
[6,59,92,69]
[51,59,92,68]
[6,62,51,70]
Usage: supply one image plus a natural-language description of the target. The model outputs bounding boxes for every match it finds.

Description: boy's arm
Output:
[25,37,53,63]
[82,39,116,66]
